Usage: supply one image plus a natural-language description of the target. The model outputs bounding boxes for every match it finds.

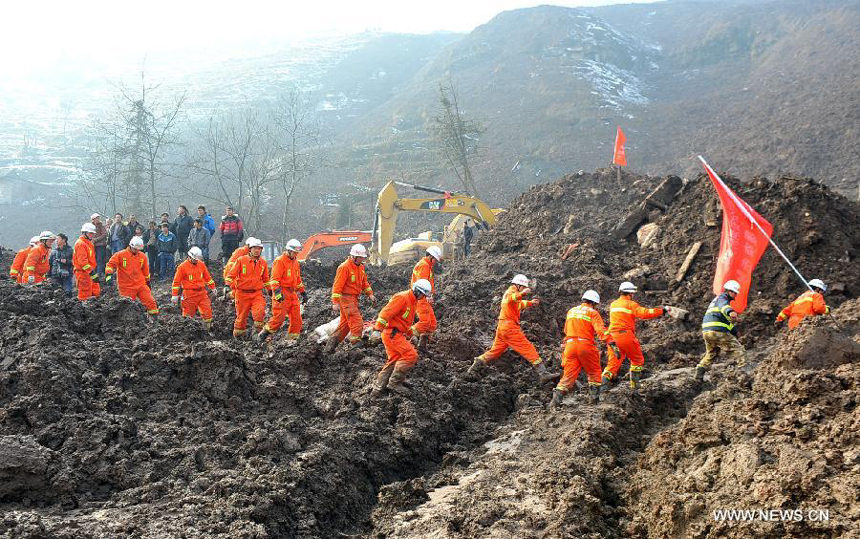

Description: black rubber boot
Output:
[601,374,613,389]
[371,365,395,397]
[254,329,270,342]
[589,384,601,404]
[324,337,339,353]
[550,389,565,408]
[536,362,561,383]
[417,334,429,353]
[630,370,641,390]
[388,370,412,396]
[695,366,707,383]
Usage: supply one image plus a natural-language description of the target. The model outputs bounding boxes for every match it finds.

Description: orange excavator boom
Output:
[297,230,372,262]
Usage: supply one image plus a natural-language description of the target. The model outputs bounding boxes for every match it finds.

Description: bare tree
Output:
[271,89,328,244]
[71,120,128,216]
[428,81,484,197]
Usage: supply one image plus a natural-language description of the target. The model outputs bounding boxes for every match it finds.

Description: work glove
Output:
[608,343,621,357]
[27,276,35,284]
[171,296,180,306]
[331,303,340,314]
[391,327,399,338]
[369,294,377,306]
[90,271,99,283]
[369,330,382,344]
[272,288,283,302]
[662,306,670,316]
[300,291,307,304]
[773,318,782,326]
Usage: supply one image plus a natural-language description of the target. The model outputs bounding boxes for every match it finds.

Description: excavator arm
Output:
[370,181,497,265]
[297,230,372,262]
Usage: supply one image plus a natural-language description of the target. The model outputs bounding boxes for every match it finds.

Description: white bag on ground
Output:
[313,317,341,343]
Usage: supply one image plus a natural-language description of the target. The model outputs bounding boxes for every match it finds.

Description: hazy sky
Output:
[2,0,659,75]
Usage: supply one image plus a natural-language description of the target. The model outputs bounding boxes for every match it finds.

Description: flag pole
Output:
[698,156,812,292]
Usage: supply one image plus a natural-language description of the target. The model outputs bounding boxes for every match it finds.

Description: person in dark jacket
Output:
[156,223,178,280]
[126,215,141,241]
[91,214,109,277]
[50,233,74,295]
[142,221,159,271]
[219,206,244,262]
[197,205,216,237]
[109,213,131,254]
[173,205,194,259]
[463,219,475,257]
[695,280,745,382]
[188,218,212,261]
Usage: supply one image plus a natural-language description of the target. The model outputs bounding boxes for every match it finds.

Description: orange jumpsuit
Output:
[73,236,101,300]
[223,245,250,291]
[375,290,419,375]
[226,254,270,335]
[22,243,51,284]
[410,257,438,335]
[478,285,541,365]
[172,259,216,322]
[557,303,608,393]
[10,247,30,282]
[265,254,304,337]
[331,258,373,344]
[603,297,663,380]
[105,248,158,315]
[777,290,828,329]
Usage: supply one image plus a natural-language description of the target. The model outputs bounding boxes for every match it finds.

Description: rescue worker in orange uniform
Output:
[258,239,307,342]
[410,246,442,352]
[9,236,38,282]
[105,236,159,318]
[368,279,433,396]
[325,244,377,352]
[23,231,56,284]
[552,290,609,406]
[74,223,101,300]
[222,237,253,298]
[468,274,558,382]
[172,247,216,329]
[602,281,665,389]
[226,237,270,338]
[775,279,829,329]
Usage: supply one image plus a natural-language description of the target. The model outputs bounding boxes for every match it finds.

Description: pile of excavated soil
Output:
[0,168,856,537]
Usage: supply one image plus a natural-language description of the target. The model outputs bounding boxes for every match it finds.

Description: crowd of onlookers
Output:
[17,205,245,296]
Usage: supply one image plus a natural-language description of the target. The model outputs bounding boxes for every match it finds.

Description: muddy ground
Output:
[0,169,857,537]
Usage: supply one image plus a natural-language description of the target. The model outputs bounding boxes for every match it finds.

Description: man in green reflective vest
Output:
[696,280,746,382]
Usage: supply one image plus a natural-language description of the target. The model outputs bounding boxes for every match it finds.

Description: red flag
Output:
[612,127,627,166]
[702,159,772,312]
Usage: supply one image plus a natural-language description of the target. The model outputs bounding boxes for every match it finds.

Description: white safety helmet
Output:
[188,247,204,261]
[90,213,100,220]
[29,236,40,246]
[723,280,741,294]
[286,239,302,253]
[511,274,530,287]
[412,278,432,297]
[81,222,97,234]
[39,230,56,241]
[582,290,600,304]
[129,237,145,249]
[808,279,826,292]
[619,281,637,293]
[247,237,263,249]
[426,245,443,262]
[244,236,256,246]
[350,244,368,258]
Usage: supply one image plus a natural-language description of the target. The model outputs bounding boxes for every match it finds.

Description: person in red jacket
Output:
[552,290,610,406]
[9,236,38,282]
[369,279,432,396]
[410,246,442,351]
[23,231,55,284]
[74,223,101,300]
[172,247,216,329]
[105,236,159,318]
[259,239,307,342]
[775,279,829,329]
[602,281,665,389]
[325,244,376,352]
[468,274,558,382]
[226,237,269,338]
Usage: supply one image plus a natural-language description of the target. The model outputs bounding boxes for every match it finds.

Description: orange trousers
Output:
[479,321,541,364]
[335,294,363,343]
[75,271,101,300]
[181,289,213,321]
[120,284,159,315]
[413,298,437,335]
[234,290,266,334]
[604,331,645,379]
[382,329,419,371]
[557,339,602,392]
[265,291,302,336]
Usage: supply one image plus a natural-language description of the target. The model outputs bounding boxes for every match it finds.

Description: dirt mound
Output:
[624,299,860,538]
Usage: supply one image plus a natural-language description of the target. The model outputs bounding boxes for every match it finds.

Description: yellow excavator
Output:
[369,181,500,266]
